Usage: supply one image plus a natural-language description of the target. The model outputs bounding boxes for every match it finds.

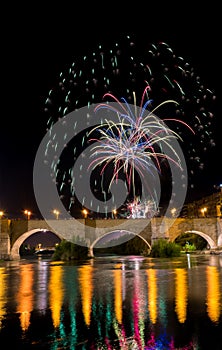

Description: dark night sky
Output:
[1,4,221,218]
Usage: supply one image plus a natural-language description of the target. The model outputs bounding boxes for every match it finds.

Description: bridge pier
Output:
[0,220,10,260]
[9,251,20,260]
[88,246,94,258]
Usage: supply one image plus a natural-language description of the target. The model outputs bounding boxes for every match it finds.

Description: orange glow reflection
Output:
[17,264,34,331]
[114,266,122,324]
[175,268,188,323]
[146,269,157,324]
[49,265,64,328]
[79,265,93,327]
[0,268,7,328]
[206,266,220,323]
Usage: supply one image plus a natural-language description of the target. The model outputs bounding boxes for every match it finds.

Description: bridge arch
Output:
[10,229,63,260]
[173,230,217,249]
[217,233,222,247]
[89,230,151,257]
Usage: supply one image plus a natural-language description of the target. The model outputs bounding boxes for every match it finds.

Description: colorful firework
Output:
[88,86,194,194]
[43,34,216,217]
[125,197,159,219]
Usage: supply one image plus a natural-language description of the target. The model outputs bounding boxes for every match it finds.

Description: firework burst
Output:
[42,34,216,217]
[88,85,194,197]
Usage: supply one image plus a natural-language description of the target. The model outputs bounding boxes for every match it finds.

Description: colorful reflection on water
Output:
[0,254,222,349]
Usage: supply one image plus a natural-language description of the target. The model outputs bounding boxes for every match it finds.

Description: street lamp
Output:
[171,208,176,218]
[200,207,207,217]
[24,210,31,220]
[53,209,60,220]
[112,209,117,219]
[0,211,4,219]
[82,209,88,219]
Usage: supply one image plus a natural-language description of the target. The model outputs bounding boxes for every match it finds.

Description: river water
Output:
[0,254,222,349]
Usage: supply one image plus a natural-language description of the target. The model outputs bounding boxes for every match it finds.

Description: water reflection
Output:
[146,269,157,325]
[35,261,48,311]
[17,264,34,331]
[49,264,64,328]
[0,255,221,349]
[206,265,220,323]
[114,267,122,324]
[79,265,93,326]
[175,268,188,323]
[0,267,7,328]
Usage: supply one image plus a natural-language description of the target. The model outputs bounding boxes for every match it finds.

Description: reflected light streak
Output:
[67,269,78,347]
[121,262,126,301]
[133,269,145,349]
[158,278,168,329]
[36,261,48,311]
[206,266,220,323]
[113,265,122,324]
[112,318,127,348]
[146,269,157,324]
[78,265,93,327]
[0,267,7,328]
[17,264,34,331]
[49,265,64,328]
[175,268,188,323]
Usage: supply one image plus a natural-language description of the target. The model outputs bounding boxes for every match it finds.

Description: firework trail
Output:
[43,34,216,217]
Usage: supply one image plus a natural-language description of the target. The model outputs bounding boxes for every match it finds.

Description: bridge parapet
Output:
[27,219,88,243]
[91,218,152,246]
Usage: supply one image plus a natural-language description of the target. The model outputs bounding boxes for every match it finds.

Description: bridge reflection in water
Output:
[0,255,222,349]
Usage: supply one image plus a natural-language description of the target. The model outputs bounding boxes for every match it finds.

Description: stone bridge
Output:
[0,217,222,260]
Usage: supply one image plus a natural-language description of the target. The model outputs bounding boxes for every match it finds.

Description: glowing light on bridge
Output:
[53,209,60,220]
[24,209,32,220]
[200,207,207,217]
[82,208,88,219]
[171,207,177,217]
[112,208,117,219]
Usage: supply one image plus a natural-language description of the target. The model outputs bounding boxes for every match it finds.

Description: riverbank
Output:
[184,249,222,255]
